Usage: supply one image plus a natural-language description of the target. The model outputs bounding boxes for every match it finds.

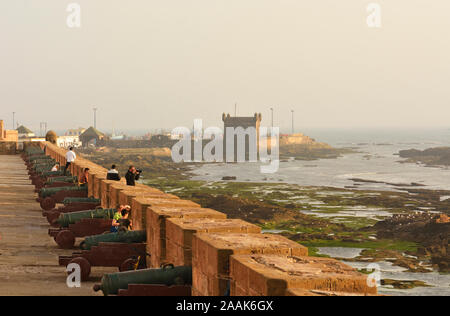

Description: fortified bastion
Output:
[38,141,377,296]
[0,120,18,154]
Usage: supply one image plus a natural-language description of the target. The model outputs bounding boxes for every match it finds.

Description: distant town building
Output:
[110,135,125,140]
[279,133,315,146]
[0,120,18,154]
[57,135,82,148]
[28,137,46,143]
[0,120,18,142]
[150,134,173,147]
[16,125,35,139]
[79,126,105,147]
[65,127,86,136]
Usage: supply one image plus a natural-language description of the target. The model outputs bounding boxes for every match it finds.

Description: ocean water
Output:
[317,247,450,296]
[191,128,450,191]
[189,128,450,295]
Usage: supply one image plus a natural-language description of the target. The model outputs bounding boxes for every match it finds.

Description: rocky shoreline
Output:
[80,147,450,293]
[144,178,449,276]
[399,146,450,167]
[375,213,449,272]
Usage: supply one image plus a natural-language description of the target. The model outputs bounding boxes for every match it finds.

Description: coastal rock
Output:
[375,213,449,272]
[221,176,237,181]
[399,147,450,166]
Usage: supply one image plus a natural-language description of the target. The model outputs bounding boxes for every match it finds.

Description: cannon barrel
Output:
[25,147,44,154]
[93,265,192,296]
[55,208,116,227]
[31,163,54,171]
[46,176,78,184]
[39,186,87,199]
[30,162,54,169]
[63,197,100,205]
[29,156,54,162]
[30,156,54,162]
[25,153,46,159]
[81,230,146,250]
[40,170,68,177]
[30,157,55,164]
[33,163,55,170]
[26,151,45,155]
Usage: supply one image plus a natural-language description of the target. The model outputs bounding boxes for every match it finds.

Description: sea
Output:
[190,128,450,191]
[188,127,450,296]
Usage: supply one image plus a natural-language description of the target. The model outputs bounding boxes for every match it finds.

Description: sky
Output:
[1,1,449,133]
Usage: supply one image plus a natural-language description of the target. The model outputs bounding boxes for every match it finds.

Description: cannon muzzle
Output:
[39,186,87,199]
[55,208,116,227]
[63,197,101,205]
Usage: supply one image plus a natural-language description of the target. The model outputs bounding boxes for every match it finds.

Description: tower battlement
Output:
[222,113,262,161]
[222,113,262,127]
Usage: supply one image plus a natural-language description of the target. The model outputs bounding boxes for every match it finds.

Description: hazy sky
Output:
[1,1,449,133]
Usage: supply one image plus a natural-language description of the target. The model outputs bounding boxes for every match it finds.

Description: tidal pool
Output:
[317,247,363,259]
[316,247,450,296]
[342,260,450,296]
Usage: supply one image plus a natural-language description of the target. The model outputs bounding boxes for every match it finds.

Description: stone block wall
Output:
[146,207,227,268]
[0,120,18,154]
[229,254,377,296]
[38,141,377,296]
[193,233,308,296]
[164,218,261,268]
[0,120,18,142]
[0,142,17,154]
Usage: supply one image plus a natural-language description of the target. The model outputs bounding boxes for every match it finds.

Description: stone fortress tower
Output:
[222,113,262,161]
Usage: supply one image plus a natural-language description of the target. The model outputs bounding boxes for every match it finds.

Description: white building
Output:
[65,128,86,136]
[57,135,81,148]
[16,125,35,139]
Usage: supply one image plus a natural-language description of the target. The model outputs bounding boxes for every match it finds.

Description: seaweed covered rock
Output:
[375,213,449,272]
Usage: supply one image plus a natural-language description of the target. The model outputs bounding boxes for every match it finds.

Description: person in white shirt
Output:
[64,147,76,176]
[107,165,121,181]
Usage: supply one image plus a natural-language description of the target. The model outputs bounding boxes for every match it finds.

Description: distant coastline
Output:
[399,147,450,167]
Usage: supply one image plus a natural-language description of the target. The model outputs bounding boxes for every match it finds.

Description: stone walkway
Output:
[0,155,113,296]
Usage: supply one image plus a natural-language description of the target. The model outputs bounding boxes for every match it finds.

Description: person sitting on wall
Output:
[118,208,133,232]
[64,147,76,176]
[111,205,125,233]
[125,165,141,186]
[106,164,121,181]
[79,168,89,187]
[111,205,131,233]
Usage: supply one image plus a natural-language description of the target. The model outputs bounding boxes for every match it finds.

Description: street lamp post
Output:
[40,122,47,137]
[291,109,294,134]
[269,107,274,137]
[93,107,98,129]
[270,108,274,128]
